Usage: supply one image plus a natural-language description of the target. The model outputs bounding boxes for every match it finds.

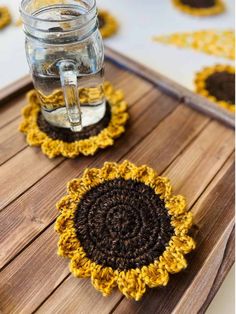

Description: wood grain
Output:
[0,57,234,314]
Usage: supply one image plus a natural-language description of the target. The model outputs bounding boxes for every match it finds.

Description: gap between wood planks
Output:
[0,113,233,314]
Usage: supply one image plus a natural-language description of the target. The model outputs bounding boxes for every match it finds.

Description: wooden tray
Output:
[0,48,234,314]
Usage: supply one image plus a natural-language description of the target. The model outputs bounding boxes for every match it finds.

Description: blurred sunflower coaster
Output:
[55,160,196,300]
[98,10,118,38]
[172,0,225,16]
[19,82,128,158]
[0,6,11,29]
[195,65,235,112]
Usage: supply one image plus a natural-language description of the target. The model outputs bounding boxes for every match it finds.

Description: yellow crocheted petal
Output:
[165,195,187,216]
[106,123,126,139]
[70,253,93,278]
[60,142,79,159]
[154,177,172,199]
[77,138,98,156]
[134,165,157,187]
[41,139,62,158]
[56,194,78,212]
[57,230,80,258]
[26,129,47,146]
[112,112,129,125]
[117,270,146,301]
[91,266,118,296]
[169,235,196,254]
[160,250,187,274]
[100,162,121,180]
[95,130,114,148]
[112,100,128,114]
[118,160,140,180]
[141,263,169,288]
[171,211,193,235]
[54,209,75,234]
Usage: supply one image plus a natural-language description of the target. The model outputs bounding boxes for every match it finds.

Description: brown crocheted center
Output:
[180,0,215,8]
[37,102,111,143]
[205,71,235,104]
[74,178,174,270]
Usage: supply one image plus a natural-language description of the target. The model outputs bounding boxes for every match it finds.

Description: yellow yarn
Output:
[172,0,225,16]
[19,82,129,158]
[55,161,196,300]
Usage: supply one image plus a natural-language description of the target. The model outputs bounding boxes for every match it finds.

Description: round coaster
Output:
[153,30,235,60]
[195,65,235,112]
[19,82,129,158]
[172,0,225,16]
[0,6,11,29]
[55,161,196,300]
[98,10,118,38]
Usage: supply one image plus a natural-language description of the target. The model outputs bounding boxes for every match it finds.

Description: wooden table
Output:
[0,50,234,314]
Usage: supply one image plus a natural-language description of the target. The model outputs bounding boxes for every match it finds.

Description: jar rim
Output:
[20,0,96,23]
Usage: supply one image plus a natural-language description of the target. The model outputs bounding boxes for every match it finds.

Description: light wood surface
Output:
[0,56,234,314]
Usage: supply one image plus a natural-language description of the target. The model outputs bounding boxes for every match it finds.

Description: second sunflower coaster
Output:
[55,160,196,300]
[19,82,129,158]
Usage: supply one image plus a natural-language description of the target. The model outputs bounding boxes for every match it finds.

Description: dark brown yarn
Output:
[205,71,235,104]
[180,0,215,8]
[98,15,105,29]
[74,178,174,270]
[37,101,111,143]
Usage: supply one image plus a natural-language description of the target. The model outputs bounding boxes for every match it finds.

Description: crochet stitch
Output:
[19,82,129,158]
[55,161,196,300]
[195,65,235,112]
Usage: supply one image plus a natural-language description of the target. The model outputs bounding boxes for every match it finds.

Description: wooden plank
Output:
[0,94,26,129]
[105,47,235,128]
[113,155,235,314]
[0,118,27,166]
[0,106,229,313]
[199,227,235,313]
[0,76,32,105]
[0,88,176,270]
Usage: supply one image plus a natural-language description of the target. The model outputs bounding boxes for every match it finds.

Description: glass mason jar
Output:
[20,0,105,132]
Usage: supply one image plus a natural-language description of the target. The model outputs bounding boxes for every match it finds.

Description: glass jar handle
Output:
[58,60,82,132]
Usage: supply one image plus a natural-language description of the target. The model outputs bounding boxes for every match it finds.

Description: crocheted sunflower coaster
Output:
[55,161,196,300]
[172,0,225,16]
[0,6,11,29]
[153,30,235,60]
[98,10,118,38]
[195,65,235,112]
[19,82,128,158]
